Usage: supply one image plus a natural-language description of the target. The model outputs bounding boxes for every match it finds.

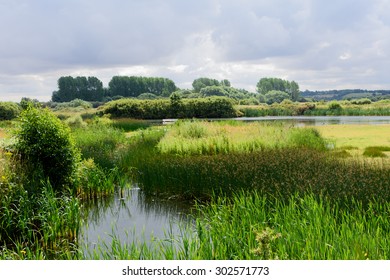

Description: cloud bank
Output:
[1,0,389,101]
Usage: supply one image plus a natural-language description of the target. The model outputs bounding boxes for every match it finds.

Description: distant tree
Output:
[220,79,231,87]
[265,90,290,104]
[108,76,177,97]
[200,86,228,97]
[192,77,221,92]
[257,77,300,101]
[52,76,104,102]
[20,97,40,109]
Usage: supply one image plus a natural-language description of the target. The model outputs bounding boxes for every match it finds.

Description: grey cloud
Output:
[1,0,390,101]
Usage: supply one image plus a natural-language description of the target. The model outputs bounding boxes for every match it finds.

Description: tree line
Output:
[51,75,301,104]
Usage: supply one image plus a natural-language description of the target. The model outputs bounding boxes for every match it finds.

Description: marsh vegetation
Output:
[1,105,390,260]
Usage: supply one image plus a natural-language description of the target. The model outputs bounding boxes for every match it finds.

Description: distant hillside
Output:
[301,89,390,101]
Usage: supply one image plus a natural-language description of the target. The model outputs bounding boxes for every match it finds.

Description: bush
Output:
[101,97,240,119]
[351,98,372,105]
[0,102,21,120]
[13,107,81,191]
[328,101,342,110]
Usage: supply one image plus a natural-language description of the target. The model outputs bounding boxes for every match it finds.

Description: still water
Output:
[80,116,390,255]
[163,116,390,126]
[79,186,192,256]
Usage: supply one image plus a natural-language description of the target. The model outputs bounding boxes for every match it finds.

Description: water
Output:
[79,186,192,257]
[163,116,390,126]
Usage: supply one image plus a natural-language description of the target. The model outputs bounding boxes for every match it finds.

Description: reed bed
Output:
[135,148,390,204]
[157,121,327,155]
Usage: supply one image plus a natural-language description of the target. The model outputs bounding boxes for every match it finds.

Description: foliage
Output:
[52,99,93,110]
[301,89,390,101]
[192,77,224,92]
[257,77,300,101]
[108,76,177,98]
[351,98,372,105]
[101,97,240,119]
[264,90,290,104]
[328,101,342,110]
[20,97,41,109]
[52,76,104,102]
[13,107,81,191]
[0,102,21,120]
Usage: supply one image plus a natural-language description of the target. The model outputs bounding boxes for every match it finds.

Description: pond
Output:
[79,186,193,257]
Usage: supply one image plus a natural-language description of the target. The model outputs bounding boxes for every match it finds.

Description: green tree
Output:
[52,76,104,102]
[192,77,221,92]
[200,86,228,97]
[265,90,290,104]
[108,76,177,97]
[257,77,300,101]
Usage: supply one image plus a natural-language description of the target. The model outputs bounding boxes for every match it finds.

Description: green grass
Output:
[72,123,126,169]
[157,121,327,156]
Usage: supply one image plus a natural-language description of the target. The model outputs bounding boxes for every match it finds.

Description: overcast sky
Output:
[1,0,390,101]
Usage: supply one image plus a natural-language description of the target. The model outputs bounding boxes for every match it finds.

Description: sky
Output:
[1,0,390,101]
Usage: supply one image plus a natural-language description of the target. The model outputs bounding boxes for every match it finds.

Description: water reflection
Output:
[79,186,193,256]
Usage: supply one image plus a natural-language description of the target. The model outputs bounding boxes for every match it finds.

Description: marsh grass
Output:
[0,182,80,259]
[111,118,152,132]
[157,121,327,155]
[73,123,126,169]
[135,147,390,204]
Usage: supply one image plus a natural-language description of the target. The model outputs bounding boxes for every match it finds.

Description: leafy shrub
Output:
[351,98,372,105]
[13,107,81,191]
[101,97,240,119]
[265,90,290,104]
[328,101,342,110]
[0,102,21,120]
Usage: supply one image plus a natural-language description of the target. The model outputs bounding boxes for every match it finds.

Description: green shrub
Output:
[351,98,372,105]
[0,102,21,120]
[328,101,342,110]
[101,97,240,119]
[13,107,81,191]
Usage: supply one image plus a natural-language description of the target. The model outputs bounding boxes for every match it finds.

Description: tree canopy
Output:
[52,76,104,102]
[192,77,231,92]
[257,77,300,101]
[108,76,177,98]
